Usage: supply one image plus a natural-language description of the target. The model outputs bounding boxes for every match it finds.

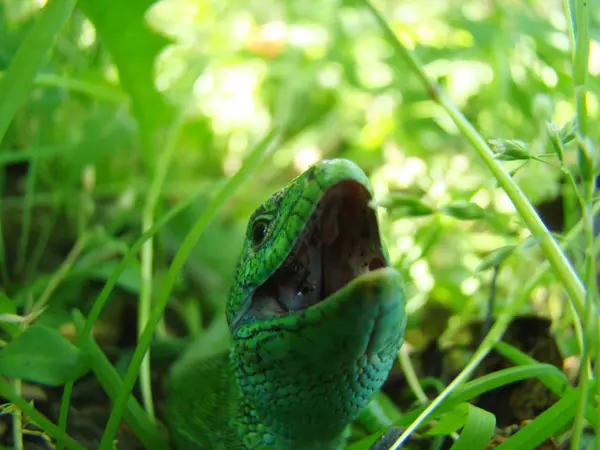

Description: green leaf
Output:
[78,0,174,162]
[546,122,566,163]
[494,342,568,395]
[0,378,86,450]
[87,261,142,294]
[440,201,488,220]
[477,245,517,271]
[400,364,565,426]
[426,403,495,450]
[0,291,20,337]
[0,325,90,385]
[426,403,470,436]
[71,311,169,450]
[558,118,578,145]
[0,291,15,315]
[495,386,581,450]
[0,0,77,143]
[382,193,434,217]
[489,139,532,161]
[448,404,495,450]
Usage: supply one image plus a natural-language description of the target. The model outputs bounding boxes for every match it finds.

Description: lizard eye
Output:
[251,218,270,246]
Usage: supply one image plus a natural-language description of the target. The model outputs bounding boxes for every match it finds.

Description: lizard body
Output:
[165,159,406,449]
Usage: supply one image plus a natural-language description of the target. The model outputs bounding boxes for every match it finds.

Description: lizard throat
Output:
[249,180,386,317]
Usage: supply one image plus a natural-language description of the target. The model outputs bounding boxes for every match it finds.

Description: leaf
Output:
[381,193,434,217]
[448,404,495,450]
[71,310,169,450]
[346,427,400,450]
[87,262,141,294]
[477,245,517,271]
[0,324,90,385]
[495,386,581,450]
[0,0,77,142]
[494,342,568,395]
[489,139,531,161]
[558,118,577,145]
[426,403,470,436]
[0,291,20,337]
[0,291,15,314]
[445,365,566,409]
[440,201,488,220]
[78,0,175,162]
[546,122,565,163]
[400,364,565,426]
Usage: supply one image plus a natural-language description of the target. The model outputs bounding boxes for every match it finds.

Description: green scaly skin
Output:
[165,159,406,449]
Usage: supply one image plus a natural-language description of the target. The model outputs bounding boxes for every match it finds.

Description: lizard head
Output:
[228,158,406,446]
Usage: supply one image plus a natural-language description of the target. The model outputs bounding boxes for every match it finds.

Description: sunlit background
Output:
[1,0,599,357]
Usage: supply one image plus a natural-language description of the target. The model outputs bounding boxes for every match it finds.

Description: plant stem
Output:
[31,234,88,313]
[12,379,23,450]
[361,0,587,328]
[137,106,186,421]
[398,347,428,404]
[0,378,85,450]
[572,0,589,141]
[16,156,38,276]
[566,0,596,448]
[56,382,74,450]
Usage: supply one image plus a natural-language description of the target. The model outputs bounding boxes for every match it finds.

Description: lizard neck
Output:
[229,268,405,449]
[230,347,349,450]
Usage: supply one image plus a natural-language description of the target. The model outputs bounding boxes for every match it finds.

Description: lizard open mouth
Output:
[251,180,387,316]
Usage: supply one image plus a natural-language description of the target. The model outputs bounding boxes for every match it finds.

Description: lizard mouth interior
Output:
[250,180,387,317]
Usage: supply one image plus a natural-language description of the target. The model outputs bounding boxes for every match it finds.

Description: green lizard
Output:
[165,158,406,449]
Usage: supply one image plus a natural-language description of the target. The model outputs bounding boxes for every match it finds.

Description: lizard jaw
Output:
[249,179,387,317]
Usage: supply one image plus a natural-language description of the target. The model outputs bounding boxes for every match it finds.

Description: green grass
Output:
[0,0,597,449]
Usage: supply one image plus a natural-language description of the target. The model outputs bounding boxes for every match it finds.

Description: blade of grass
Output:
[399,364,565,426]
[494,342,567,394]
[361,0,586,322]
[98,126,279,450]
[56,382,73,450]
[0,138,122,166]
[0,378,85,450]
[495,384,583,450]
[565,0,596,448]
[0,0,76,143]
[572,0,589,140]
[30,234,89,314]
[398,346,428,403]
[0,0,76,299]
[448,404,495,450]
[12,379,23,450]
[25,199,61,281]
[71,310,169,450]
[15,153,38,276]
[33,73,123,103]
[0,203,10,289]
[444,364,566,408]
[60,185,212,448]
[138,107,187,420]
[494,341,597,426]
[79,184,216,339]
